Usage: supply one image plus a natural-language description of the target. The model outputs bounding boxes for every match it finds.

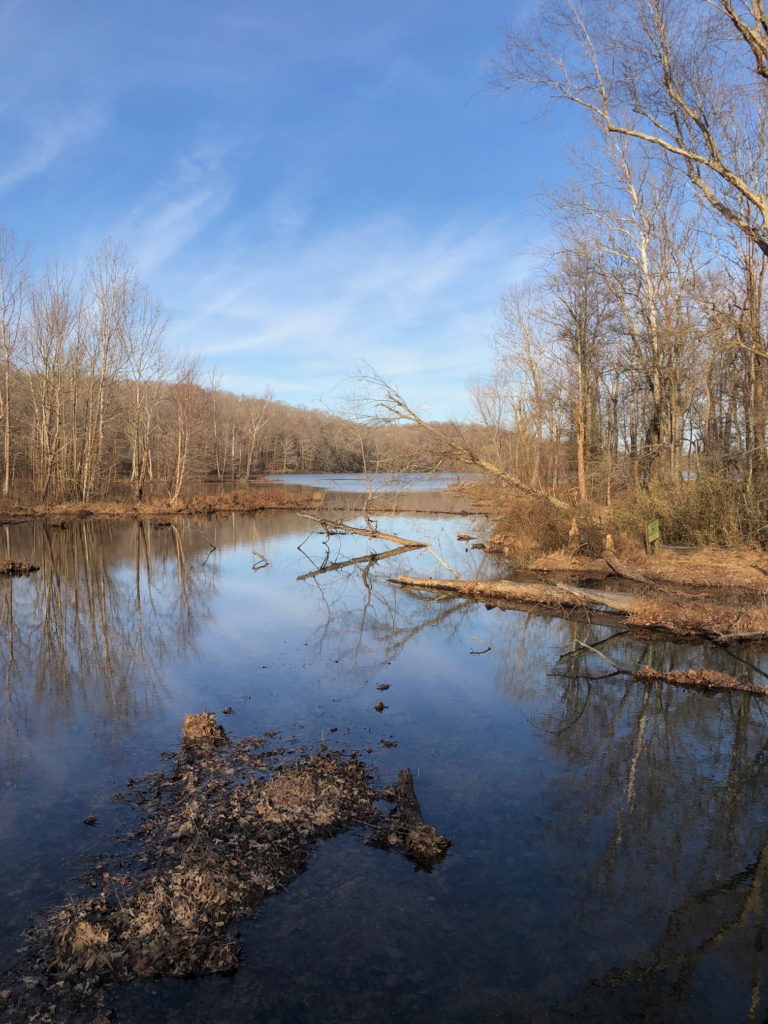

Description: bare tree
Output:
[0,227,28,497]
[356,369,573,510]
[495,0,768,254]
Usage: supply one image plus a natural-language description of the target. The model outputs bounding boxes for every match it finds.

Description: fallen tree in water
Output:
[4,715,449,1022]
[389,575,768,646]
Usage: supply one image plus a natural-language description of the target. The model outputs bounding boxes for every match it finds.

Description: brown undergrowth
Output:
[530,545,768,594]
[2,715,449,1023]
[625,596,768,640]
[0,488,320,522]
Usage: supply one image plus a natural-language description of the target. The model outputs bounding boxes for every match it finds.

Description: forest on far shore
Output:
[0,232,491,504]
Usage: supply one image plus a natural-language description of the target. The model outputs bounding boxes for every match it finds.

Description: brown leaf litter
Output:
[1,714,449,1023]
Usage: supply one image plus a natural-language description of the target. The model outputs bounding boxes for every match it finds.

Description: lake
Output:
[1,485,768,1022]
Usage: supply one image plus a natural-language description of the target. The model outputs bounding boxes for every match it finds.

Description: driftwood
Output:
[297,513,426,549]
[389,575,768,645]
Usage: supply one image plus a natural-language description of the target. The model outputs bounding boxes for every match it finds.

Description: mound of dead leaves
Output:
[2,717,449,1023]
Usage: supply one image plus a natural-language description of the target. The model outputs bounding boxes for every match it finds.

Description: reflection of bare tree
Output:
[523,637,768,1022]
[299,557,475,671]
[0,519,216,772]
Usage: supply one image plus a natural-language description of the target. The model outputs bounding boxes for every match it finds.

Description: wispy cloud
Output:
[164,209,539,418]
[0,105,105,193]
[114,142,232,272]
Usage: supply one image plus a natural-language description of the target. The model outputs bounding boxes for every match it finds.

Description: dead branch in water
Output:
[632,666,766,695]
[296,512,426,549]
[251,548,269,571]
[557,642,767,697]
[367,768,450,871]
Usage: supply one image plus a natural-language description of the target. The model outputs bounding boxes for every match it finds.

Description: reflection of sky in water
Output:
[260,472,476,492]
[1,509,768,1022]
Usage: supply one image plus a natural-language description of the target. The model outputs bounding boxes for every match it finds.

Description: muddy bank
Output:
[2,715,449,1023]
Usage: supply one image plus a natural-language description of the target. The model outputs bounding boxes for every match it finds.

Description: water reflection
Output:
[521,648,768,1021]
[0,519,215,771]
[2,510,768,1021]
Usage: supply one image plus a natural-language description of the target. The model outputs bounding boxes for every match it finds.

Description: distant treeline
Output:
[0,231,487,504]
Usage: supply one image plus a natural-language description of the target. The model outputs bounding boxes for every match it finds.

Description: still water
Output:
[1,498,768,1023]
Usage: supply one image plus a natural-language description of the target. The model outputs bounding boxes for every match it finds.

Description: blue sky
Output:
[0,0,578,419]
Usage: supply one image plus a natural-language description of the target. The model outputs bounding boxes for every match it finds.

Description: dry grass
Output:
[530,544,768,593]
[528,550,610,575]
[629,548,768,592]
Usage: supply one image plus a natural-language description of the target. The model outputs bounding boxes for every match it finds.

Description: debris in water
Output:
[5,715,450,1022]
[376,683,390,691]
[374,701,387,713]
[368,768,450,871]
[181,712,228,744]
[0,560,39,576]
[81,816,96,827]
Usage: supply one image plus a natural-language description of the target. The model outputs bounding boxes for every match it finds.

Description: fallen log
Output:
[388,575,768,644]
[297,513,426,548]
[602,551,651,583]
[389,575,638,614]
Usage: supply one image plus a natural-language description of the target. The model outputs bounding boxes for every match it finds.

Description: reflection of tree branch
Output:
[587,838,768,1018]
[297,544,414,580]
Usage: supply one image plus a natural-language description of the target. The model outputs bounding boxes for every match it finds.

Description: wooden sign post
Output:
[645,518,661,556]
